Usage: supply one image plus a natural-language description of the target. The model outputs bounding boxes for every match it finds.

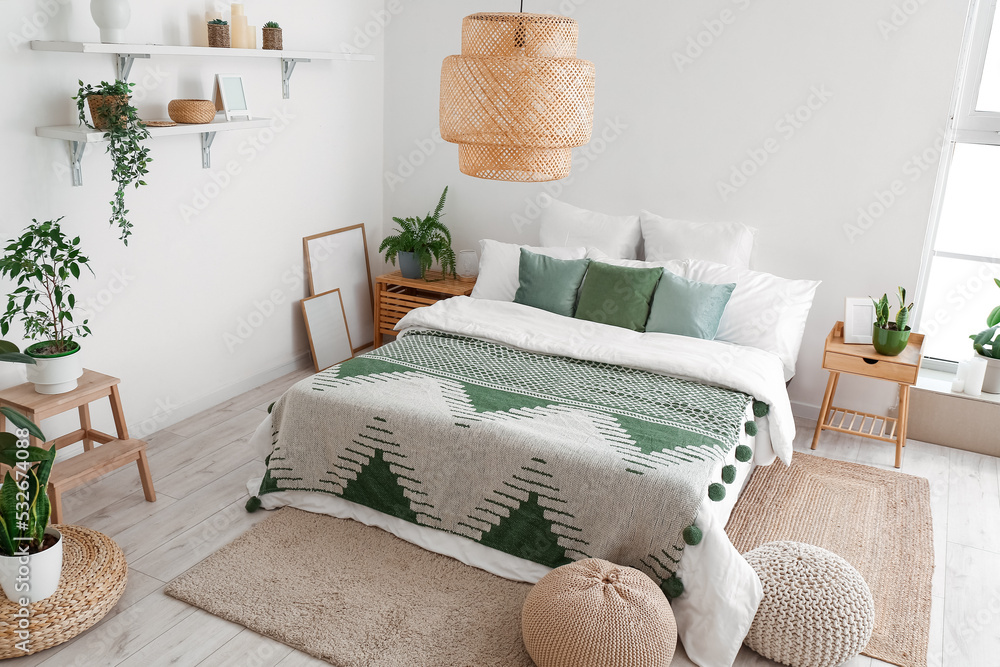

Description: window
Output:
[916,0,1000,366]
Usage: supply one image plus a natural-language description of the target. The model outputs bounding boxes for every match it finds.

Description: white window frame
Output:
[913,0,1000,371]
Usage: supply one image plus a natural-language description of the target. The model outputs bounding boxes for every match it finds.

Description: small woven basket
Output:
[87,95,128,130]
[168,99,216,124]
[208,23,230,48]
[262,27,282,50]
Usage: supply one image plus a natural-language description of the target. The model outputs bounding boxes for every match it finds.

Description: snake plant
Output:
[872,287,913,331]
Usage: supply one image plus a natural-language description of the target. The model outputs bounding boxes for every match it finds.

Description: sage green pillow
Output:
[513,249,591,317]
[574,261,663,331]
[646,270,736,339]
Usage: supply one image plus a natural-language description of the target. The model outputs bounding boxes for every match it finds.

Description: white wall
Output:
[382,0,969,417]
[0,0,384,439]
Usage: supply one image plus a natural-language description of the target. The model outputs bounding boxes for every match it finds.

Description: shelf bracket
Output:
[69,140,86,187]
[201,132,217,169]
[281,58,310,99]
[116,53,150,81]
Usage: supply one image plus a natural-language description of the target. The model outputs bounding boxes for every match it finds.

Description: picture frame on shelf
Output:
[844,297,876,345]
[303,224,375,353]
[301,289,354,372]
[213,74,252,121]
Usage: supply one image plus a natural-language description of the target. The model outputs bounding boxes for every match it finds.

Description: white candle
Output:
[966,356,988,397]
[231,3,245,16]
[232,14,248,48]
[247,25,257,49]
[951,378,966,393]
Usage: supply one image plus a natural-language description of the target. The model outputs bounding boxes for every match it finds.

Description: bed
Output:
[247,294,799,667]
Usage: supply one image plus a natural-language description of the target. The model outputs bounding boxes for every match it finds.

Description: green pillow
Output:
[646,270,735,339]
[513,249,591,317]
[574,262,663,331]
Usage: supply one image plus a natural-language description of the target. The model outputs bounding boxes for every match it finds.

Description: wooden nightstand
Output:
[373,271,476,347]
[812,321,925,468]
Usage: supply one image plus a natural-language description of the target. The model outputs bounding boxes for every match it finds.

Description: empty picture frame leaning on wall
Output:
[304,224,374,353]
[844,297,877,345]
[301,289,354,372]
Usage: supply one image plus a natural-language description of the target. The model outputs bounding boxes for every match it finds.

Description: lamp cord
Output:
[520,0,524,12]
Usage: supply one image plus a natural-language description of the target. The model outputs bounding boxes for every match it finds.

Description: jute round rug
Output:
[165,507,534,666]
[725,452,934,667]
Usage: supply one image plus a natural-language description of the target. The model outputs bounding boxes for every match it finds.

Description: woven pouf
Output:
[744,541,875,667]
[521,558,676,667]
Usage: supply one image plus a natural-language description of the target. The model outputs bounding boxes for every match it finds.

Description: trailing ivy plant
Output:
[378,186,457,280]
[872,286,913,331]
[0,218,93,355]
[74,79,152,245]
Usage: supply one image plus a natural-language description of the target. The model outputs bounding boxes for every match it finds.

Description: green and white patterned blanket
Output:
[255,331,762,597]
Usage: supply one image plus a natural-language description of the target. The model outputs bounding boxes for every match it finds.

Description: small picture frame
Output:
[214,74,252,121]
[844,298,876,344]
[301,289,354,372]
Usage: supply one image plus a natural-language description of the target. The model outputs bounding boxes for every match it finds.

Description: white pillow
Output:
[641,210,756,268]
[540,200,641,260]
[682,259,820,380]
[471,240,587,302]
[584,248,686,275]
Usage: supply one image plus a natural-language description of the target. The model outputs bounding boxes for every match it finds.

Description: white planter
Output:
[90,0,131,44]
[25,343,82,395]
[0,527,63,604]
[982,356,1000,394]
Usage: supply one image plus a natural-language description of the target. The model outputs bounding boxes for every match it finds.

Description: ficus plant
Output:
[379,186,457,280]
[872,287,913,331]
[74,79,152,245]
[0,218,93,355]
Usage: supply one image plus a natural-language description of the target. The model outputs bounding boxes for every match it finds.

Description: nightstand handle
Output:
[862,358,879,365]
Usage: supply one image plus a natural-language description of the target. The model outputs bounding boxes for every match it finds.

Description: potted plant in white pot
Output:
[871,287,914,356]
[379,187,457,280]
[0,399,61,603]
[0,218,93,394]
[971,279,1000,393]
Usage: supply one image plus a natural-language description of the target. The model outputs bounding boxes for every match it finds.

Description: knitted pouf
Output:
[521,558,676,667]
[744,541,875,667]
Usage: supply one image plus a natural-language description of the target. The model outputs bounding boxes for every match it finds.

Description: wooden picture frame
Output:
[844,298,876,344]
[301,289,354,372]
[303,224,374,353]
[214,74,252,121]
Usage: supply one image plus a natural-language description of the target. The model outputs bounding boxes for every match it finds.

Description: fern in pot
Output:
[871,287,913,356]
[74,79,152,245]
[379,187,457,280]
[970,278,1000,394]
[0,218,93,394]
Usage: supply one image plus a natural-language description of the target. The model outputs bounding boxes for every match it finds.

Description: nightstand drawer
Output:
[823,351,918,385]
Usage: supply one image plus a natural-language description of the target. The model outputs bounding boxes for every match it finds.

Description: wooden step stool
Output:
[0,369,156,524]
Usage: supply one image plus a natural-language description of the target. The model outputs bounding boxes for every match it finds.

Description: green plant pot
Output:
[398,252,422,280]
[871,324,910,356]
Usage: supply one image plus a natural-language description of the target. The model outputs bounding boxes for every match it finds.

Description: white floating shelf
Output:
[30,40,374,98]
[37,117,273,185]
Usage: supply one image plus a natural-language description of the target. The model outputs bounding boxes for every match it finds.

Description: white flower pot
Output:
[982,356,1000,394]
[25,342,83,395]
[90,0,131,44]
[0,527,63,604]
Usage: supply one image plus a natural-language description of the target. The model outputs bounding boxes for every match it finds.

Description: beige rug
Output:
[165,508,534,667]
[726,452,934,667]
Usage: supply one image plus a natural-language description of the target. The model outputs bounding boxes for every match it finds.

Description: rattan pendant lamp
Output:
[439,3,596,182]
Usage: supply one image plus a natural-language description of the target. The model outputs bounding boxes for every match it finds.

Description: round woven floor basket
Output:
[0,525,128,659]
[87,95,128,131]
[168,99,216,124]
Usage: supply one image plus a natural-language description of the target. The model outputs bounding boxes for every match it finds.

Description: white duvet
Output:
[249,297,795,667]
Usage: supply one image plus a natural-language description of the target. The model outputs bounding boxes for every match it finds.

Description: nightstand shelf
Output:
[374,271,475,347]
[812,321,925,468]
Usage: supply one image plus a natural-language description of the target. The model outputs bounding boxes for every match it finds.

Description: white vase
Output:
[982,356,1000,394]
[0,527,63,604]
[90,0,131,44]
[25,343,83,395]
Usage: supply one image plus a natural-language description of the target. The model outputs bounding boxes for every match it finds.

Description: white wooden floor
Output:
[6,370,999,667]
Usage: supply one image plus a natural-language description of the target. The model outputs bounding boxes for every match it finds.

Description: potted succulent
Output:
[262,21,282,50]
[0,405,62,604]
[970,278,1000,394]
[74,80,152,245]
[0,218,93,394]
[208,18,231,48]
[379,187,457,280]
[871,287,913,356]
